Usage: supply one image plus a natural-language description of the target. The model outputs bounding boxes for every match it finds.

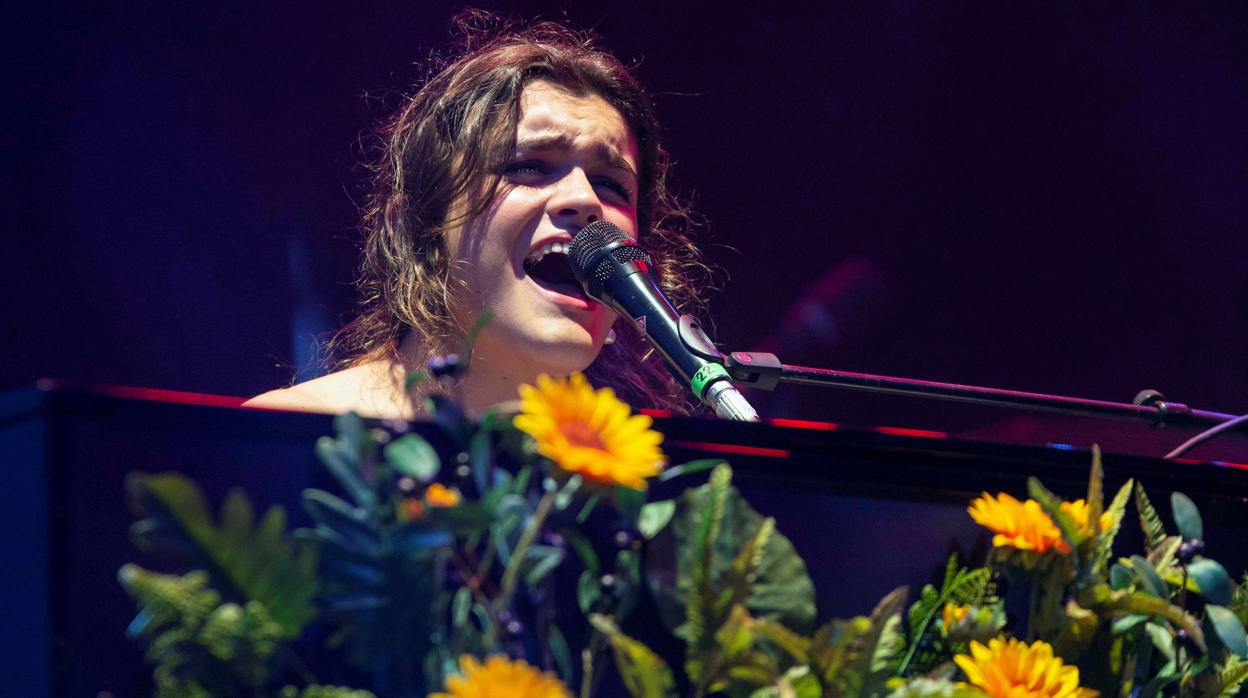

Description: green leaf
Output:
[521,544,566,586]
[615,485,646,522]
[578,569,602,615]
[383,434,440,482]
[658,458,726,482]
[1148,535,1182,572]
[589,614,676,698]
[1028,477,1083,578]
[638,500,677,540]
[451,587,471,631]
[127,473,317,637]
[647,464,817,639]
[1171,492,1202,541]
[1089,585,1206,652]
[1135,483,1168,553]
[315,436,376,509]
[278,686,377,698]
[1189,558,1234,606]
[1110,563,1132,590]
[753,617,811,663]
[1111,614,1148,634]
[333,412,368,457]
[1208,605,1248,659]
[809,616,872,692]
[548,623,574,684]
[861,588,908,681]
[577,492,602,524]
[1130,555,1168,598]
[1086,444,1105,536]
[554,474,582,511]
[1145,621,1176,661]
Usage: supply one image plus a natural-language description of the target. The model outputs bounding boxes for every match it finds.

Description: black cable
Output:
[1164,412,1248,460]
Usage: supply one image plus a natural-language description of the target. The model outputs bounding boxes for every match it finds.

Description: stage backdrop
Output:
[5,2,1246,438]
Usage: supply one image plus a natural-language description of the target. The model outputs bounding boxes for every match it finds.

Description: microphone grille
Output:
[569,220,633,274]
[593,243,650,284]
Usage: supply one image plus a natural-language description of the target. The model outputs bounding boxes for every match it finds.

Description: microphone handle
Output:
[705,380,761,421]
[603,268,759,422]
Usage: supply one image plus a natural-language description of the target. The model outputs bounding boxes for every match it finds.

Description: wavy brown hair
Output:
[332,11,714,413]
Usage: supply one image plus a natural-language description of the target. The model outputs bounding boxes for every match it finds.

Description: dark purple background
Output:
[6,3,1247,437]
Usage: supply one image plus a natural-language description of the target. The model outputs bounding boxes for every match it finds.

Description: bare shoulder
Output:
[243,363,411,418]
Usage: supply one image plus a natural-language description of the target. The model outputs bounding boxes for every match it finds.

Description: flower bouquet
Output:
[120,374,1248,697]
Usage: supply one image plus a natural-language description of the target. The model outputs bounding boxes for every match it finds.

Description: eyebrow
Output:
[514,133,638,181]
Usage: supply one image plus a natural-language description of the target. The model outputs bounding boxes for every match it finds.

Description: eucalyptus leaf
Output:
[384,434,440,481]
[1208,605,1248,658]
[1130,555,1168,598]
[1145,622,1175,661]
[1110,563,1132,590]
[1188,557,1234,605]
[1170,492,1202,541]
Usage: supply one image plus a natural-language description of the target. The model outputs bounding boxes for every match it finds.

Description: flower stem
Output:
[498,489,557,610]
[580,631,604,698]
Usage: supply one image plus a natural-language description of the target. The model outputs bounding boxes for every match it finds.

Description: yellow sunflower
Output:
[968,493,1068,553]
[955,638,1098,698]
[1059,499,1117,538]
[431,654,571,698]
[513,373,664,490]
[943,603,973,629]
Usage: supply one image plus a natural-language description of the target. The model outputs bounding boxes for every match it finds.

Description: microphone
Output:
[568,221,759,422]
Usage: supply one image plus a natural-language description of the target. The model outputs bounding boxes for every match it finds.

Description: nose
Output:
[548,168,603,229]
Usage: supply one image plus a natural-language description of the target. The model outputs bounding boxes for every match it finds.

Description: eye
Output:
[504,160,552,178]
[594,176,634,203]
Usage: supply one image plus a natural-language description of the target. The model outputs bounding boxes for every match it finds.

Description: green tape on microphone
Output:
[691,363,731,399]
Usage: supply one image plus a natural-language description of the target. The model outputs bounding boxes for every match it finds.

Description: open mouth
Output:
[523,242,589,303]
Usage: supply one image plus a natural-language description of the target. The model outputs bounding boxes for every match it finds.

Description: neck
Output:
[393,332,541,416]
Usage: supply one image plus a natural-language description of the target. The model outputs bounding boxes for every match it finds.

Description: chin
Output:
[529,336,603,376]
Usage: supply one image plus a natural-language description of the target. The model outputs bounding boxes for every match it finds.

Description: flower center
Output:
[558,420,607,450]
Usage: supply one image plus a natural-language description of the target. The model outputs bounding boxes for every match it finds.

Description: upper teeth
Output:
[525,241,570,265]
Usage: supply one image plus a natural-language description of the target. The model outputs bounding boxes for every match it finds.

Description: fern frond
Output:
[119,565,285,693]
[1134,483,1167,553]
[1229,572,1248,627]
[899,556,991,676]
[127,473,318,637]
[1095,479,1134,576]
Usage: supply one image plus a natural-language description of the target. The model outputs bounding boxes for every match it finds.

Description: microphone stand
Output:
[722,352,1236,429]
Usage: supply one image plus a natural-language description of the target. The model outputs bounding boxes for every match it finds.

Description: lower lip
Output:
[528,276,599,311]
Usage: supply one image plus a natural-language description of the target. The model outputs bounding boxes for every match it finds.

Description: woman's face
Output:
[444,80,641,382]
